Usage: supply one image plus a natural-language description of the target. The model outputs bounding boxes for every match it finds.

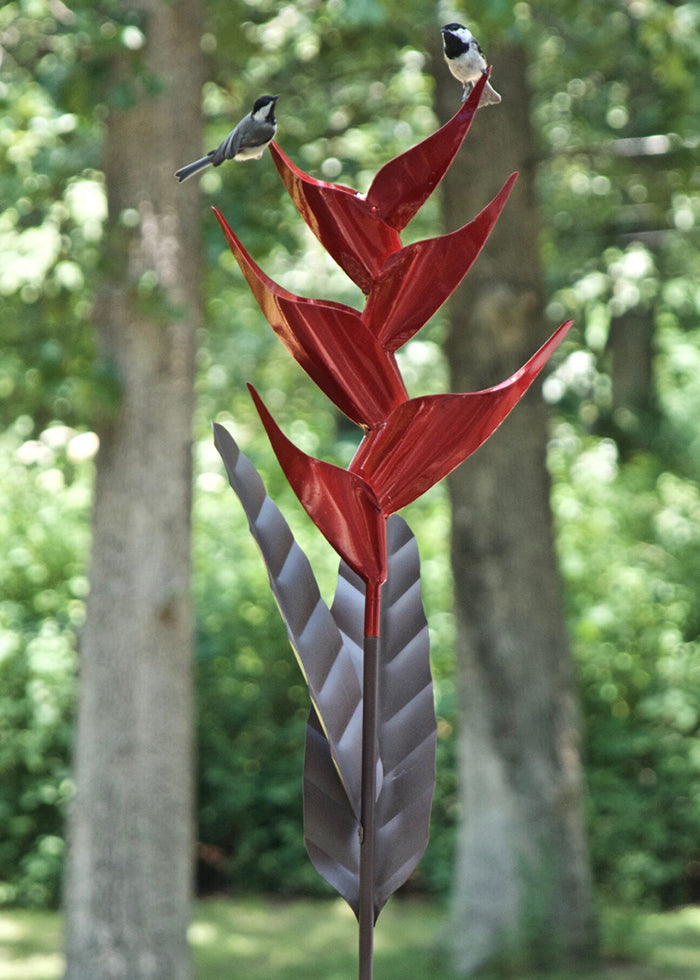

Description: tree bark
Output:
[607,308,657,452]
[64,2,203,977]
[433,42,598,974]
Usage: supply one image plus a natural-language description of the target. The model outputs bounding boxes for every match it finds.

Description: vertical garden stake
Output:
[211,73,572,978]
[359,585,381,979]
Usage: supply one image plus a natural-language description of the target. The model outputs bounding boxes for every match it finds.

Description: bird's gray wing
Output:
[208,124,243,166]
[234,121,275,154]
[209,118,275,165]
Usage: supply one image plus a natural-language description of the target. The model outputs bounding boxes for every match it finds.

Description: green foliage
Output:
[535,0,700,906]
[551,431,700,906]
[0,1,108,430]
[0,419,94,907]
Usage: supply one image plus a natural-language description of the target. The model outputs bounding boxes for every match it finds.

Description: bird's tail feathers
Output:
[480,81,502,105]
[461,80,502,106]
[174,155,213,183]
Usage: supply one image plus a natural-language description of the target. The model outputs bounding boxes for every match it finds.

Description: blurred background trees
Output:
[1,0,699,974]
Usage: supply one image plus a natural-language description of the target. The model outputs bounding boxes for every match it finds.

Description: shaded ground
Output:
[0,898,699,979]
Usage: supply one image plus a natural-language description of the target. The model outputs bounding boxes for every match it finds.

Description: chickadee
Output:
[440,24,501,106]
[175,94,279,183]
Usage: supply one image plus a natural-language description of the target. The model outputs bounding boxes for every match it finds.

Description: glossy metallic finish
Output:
[348,321,573,513]
[247,384,388,588]
[269,73,490,291]
[213,207,407,428]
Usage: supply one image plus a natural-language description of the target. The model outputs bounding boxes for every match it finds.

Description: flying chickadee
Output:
[175,94,279,183]
[440,24,501,106]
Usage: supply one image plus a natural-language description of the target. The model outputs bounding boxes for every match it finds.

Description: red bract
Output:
[364,72,489,231]
[362,173,518,351]
[349,321,573,513]
[213,207,407,428]
[269,145,401,294]
[248,385,387,587]
[269,73,489,293]
[214,169,514,427]
[246,322,571,564]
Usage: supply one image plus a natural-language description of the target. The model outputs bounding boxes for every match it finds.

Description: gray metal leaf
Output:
[214,425,436,918]
[303,705,360,911]
[329,515,437,917]
[213,423,363,816]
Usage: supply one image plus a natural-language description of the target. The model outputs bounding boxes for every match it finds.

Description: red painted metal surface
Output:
[216,93,572,586]
[214,207,408,428]
[349,321,573,513]
[363,71,490,231]
[245,321,571,542]
[213,175,517,428]
[269,143,401,293]
[248,384,388,587]
[269,73,490,292]
[362,173,517,351]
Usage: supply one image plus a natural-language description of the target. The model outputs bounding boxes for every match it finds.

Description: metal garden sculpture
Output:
[212,73,571,978]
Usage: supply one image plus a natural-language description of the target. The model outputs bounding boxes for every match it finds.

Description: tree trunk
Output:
[64,2,203,977]
[433,42,598,974]
[607,308,657,452]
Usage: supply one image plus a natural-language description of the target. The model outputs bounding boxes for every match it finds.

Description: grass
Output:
[0,898,699,979]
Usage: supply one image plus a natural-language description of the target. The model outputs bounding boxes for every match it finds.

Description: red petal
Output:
[349,322,572,513]
[365,73,488,231]
[267,74,489,293]
[249,385,387,585]
[214,208,408,427]
[363,173,518,350]
[269,144,401,293]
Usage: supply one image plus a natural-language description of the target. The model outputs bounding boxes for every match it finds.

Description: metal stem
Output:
[358,581,381,980]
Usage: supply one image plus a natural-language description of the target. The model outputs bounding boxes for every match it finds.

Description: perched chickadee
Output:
[175,94,279,183]
[440,24,501,106]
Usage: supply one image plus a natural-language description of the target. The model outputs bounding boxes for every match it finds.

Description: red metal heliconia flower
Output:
[269,73,490,293]
[213,66,576,971]
[247,384,387,586]
[215,70,571,582]
[213,207,408,429]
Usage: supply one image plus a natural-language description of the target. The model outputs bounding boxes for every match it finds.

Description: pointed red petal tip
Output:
[248,384,387,585]
[268,142,357,197]
[267,74,487,292]
[350,321,572,513]
[213,206,298,305]
[213,205,356,314]
[365,71,489,231]
[363,172,518,350]
[213,207,408,427]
